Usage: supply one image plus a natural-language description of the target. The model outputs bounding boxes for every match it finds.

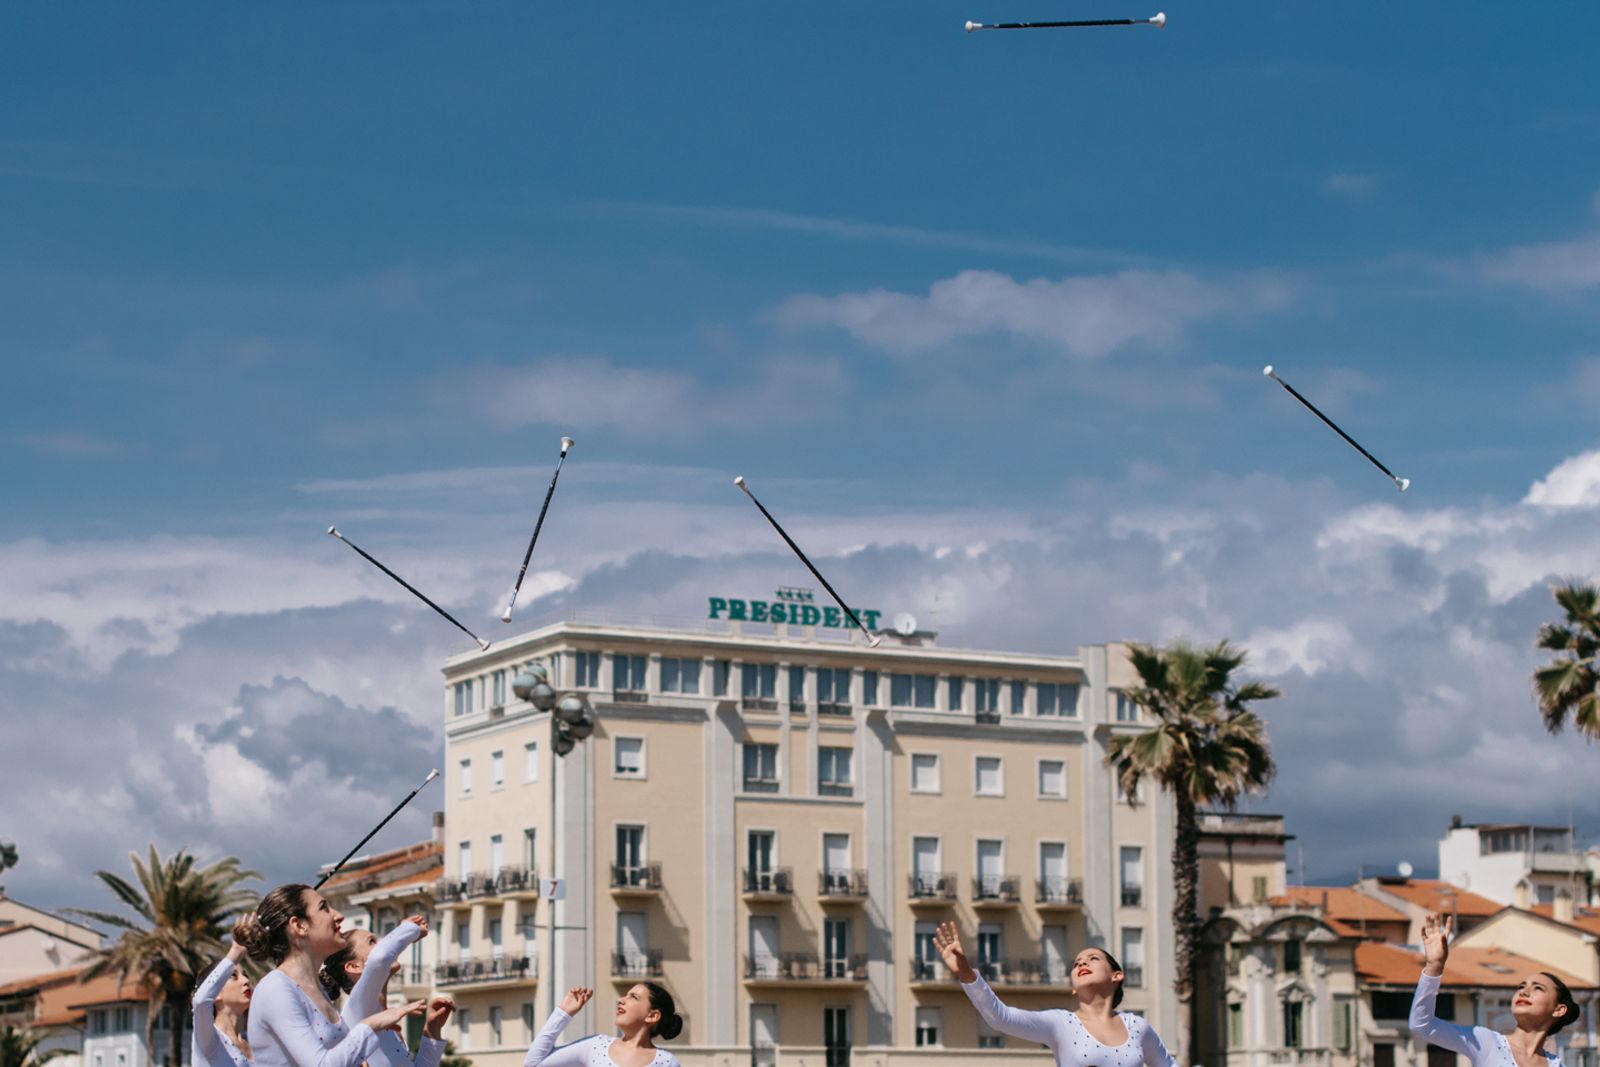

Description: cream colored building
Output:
[437,612,1176,1067]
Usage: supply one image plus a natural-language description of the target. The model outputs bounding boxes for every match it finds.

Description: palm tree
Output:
[0,1024,66,1067]
[1106,640,1279,1066]
[1533,581,1600,739]
[66,847,259,1067]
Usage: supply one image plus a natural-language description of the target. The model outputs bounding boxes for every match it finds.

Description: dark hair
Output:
[320,934,360,1000]
[193,957,251,1035]
[1083,948,1126,1010]
[235,884,313,965]
[1541,973,1581,1035]
[641,982,682,1041]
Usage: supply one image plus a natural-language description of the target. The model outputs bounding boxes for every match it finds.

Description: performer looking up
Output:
[321,914,454,1067]
[524,984,683,1067]
[1411,913,1580,1067]
[193,923,255,1067]
[933,921,1178,1067]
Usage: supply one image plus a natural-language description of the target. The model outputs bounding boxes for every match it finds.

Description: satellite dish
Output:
[894,613,917,636]
[1398,861,1414,878]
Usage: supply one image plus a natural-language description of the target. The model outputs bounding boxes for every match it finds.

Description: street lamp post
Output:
[513,665,597,1020]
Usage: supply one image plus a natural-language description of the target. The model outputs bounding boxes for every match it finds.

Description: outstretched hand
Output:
[932,922,977,983]
[1421,913,1452,977]
[365,999,427,1035]
[558,988,593,1016]
[424,997,455,1040]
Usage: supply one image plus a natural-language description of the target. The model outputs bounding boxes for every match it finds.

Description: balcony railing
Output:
[435,866,538,902]
[613,690,649,704]
[818,869,868,899]
[972,875,1021,904]
[908,957,944,982]
[1036,876,1084,907]
[975,710,1002,725]
[817,702,852,717]
[743,697,779,712]
[1268,1051,1330,1067]
[611,862,663,891]
[743,952,868,982]
[743,867,795,896]
[788,700,807,715]
[825,1046,850,1067]
[435,955,536,986]
[818,780,853,798]
[611,949,664,978]
[1122,885,1144,907]
[976,959,1072,986]
[909,873,958,901]
[743,775,780,794]
[751,1045,777,1067]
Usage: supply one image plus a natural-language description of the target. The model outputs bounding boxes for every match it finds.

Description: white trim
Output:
[612,735,647,780]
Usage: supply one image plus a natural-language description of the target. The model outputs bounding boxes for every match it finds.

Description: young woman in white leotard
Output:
[320,914,454,1067]
[934,921,1179,1067]
[238,884,427,1067]
[523,984,683,1067]
[1411,913,1581,1067]
[193,925,255,1067]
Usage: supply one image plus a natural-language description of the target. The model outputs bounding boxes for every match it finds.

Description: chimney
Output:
[1554,890,1575,924]
[432,811,445,845]
[1513,880,1532,910]
[1450,814,1463,830]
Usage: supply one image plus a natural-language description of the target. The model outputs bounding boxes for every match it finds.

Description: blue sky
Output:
[6,2,1600,910]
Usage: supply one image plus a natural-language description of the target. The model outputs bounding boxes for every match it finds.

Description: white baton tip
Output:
[560,436,575,452]
[500,608,514,624]
[478,639,492,651]
[425,768,441,782]
[965,19,980,31]
[733,475,746,488]
[1396,477,1411,493]
[868,634,882,647]
[1262,364,1274,376]
[1150,11,1166,27]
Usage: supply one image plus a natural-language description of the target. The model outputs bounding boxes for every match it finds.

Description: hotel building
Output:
[435,603,1177,1066]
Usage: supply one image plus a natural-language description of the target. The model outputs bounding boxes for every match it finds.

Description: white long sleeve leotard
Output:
[960,974,1179,1067]
[523,1009,681,1067]
[340,921,443,1067]
[247,970,380,1067]
[1410,971,1560,1067]
[192,958,251,1067]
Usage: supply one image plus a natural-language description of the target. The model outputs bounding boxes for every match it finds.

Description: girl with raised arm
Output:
[321,914,455,1067]
[933,921,1178,1067]
[237,884,426,1067]
[193,923,255,1067]
[524,985,683,1067]
[1411,913,1581,1066]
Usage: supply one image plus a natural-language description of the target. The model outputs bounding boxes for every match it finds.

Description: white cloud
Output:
[777,268,1294,358]
[1464,191,1600,290]
[1320,173,1379,201]
[1524,449,1600,507]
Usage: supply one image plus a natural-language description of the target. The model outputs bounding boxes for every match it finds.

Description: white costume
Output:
[192,957,251,1067]
[960,974,1179,1067]
[341,920,444,1067]
[247,970,379,1067]
[523,1008,681,1067]
[1410,971,1561,1067]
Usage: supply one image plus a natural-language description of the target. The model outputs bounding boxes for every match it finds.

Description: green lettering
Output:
[799,605,821,626]
[729,599,748,621]
[823,606,842,628]
[860,610,882,631]
[751,600,770,623]
[708,597,728,619]
[770,603,787,623]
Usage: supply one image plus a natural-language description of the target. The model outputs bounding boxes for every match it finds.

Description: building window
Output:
[975,922,1002,978]
[114,1006,133,1031]
[890,673,937,708]
[817,668,850,706]
[1120,846,1143,906]
[1333,998,1354,1052]
[914,1007,941,1048]
[457,1008,471,1052]
[974,756,1003,796]
[459,758,472,795]
[1373,1044,1395,1067]
[1283,1000,1303,1049]
[492,670,506,706]
[613,654,647,693]
[489,834,504,875]
[491,750,504,787]
[575,651,601,687]
[523,828,537,868]
[973,679,1000,714]
[455,919,469,959]
[454,679,474,717]
[1115,691,1140,722]
[714,659,731,696]
[1038,682,1077,717]
[819,747,854,796]
[1038,759,1066,798]
[1009,680,1027,715]
[488,918,503,957]
[824,1007,850,1067]
[1228,1003,1244,1047]
[788,665,807,708]
[615,825,646,880]
[615,737,646,778]
[1120,928,1144,987]
[742,663,778,705]
[458,841,472,876]
[977,1018,1006,1049]
[748,830,776,881]
[488,1005,502,1046]
[910,753,940,793]
[1252,875,1269,902]
[862,670,879,706]
[823,918,851,977]
[947,676,964,711]
[522,1004,536,1043]
[660,657,701,694]
[743,742,779,792]
[1283,939,1302,973]
[524,742,539,783]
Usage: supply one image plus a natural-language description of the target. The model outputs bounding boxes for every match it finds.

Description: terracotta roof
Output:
[0,965,86,998]
[1356,942,1594,990]
[319,840,442,892]
[362,866,440,891]
[1276,886,1410,924]
[1371,879,1502,917]
[38,972,134,1027]
[64,972,145,1010]
[1529,903,1600,936]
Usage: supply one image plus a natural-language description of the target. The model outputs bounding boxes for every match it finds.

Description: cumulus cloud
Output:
[777,268,1295,358]
[1524,449,1600,507]
[1464,190,1600,290]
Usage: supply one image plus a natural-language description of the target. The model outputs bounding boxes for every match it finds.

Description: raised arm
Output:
[1410,971,1486,1057]
[1139,1018,1180,1067]
[346,918,427,1022]
[524,990,596,1067]
[253,974,384,1067]
[931,923,1061,1048]
[191,949,242,1067]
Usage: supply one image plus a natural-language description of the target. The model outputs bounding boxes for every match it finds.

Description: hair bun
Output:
[657,1013,683,1042]
[233,915,268,960]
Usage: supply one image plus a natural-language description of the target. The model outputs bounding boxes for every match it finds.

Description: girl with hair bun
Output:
[933,922,1178,1067]
[239,884,428,1067]
[1412,913,1581,1066]
[192,921,256,1067]
[524,984,683,1067]
[321,914,454,1067]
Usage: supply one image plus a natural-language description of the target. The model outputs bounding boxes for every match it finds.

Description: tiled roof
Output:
[1356,942,1594,990]
[64,972,145,1010]
[39,972,135,1026]
[1276,886,1409,924]
[1529,903,1600,936]
[1371,879,1502,917]
[319,840,442,892]
[0,965,85,998]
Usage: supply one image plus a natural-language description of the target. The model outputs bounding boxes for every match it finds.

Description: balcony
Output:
[908,957,946,986]
[977,959,1072,989]
[975,710,1002,725]
[743,867,795,900]
[1268,1051,1330,1067]
[972,875,1021,907]
[611,862,664,896]
[743,952,868,985]
[817,702,852,718]
[435,955,537,989]
[743,776,780,795]
[611,949,664,980]
[908,873,958,905]
[743,697,779,713]
[1121,885,1144,907]
[788,700,807,716]
[818,869,868,902]
[1036,876,1084,910]
[613,690,649,704]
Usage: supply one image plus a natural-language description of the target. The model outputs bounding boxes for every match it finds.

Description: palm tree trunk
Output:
[1173,792,1200,1067]
[169,991,186,1067]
